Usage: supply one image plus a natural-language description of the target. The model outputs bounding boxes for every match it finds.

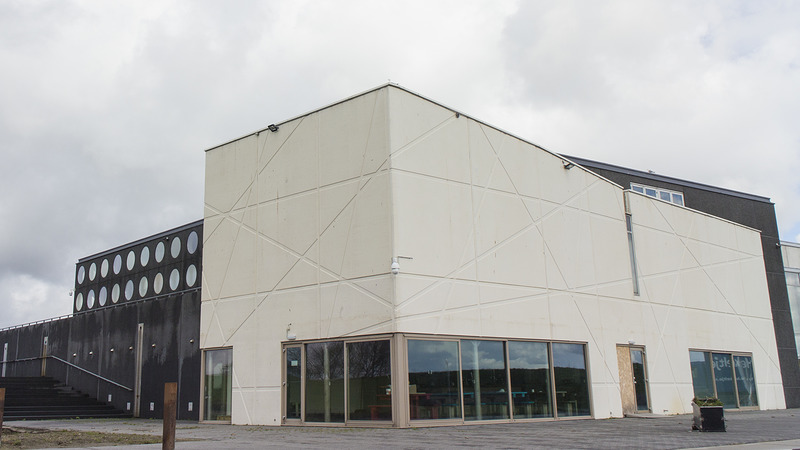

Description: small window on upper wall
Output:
[631,183,685,206]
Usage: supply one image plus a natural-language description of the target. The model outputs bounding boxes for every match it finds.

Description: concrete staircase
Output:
[0,376,130,420]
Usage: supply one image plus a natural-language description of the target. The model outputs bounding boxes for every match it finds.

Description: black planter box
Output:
[692,403,726,432]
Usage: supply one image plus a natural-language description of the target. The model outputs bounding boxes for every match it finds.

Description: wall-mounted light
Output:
[129,346,134,351]
[89,351,93,356]
[268,124,279,132]
[151,343,156,348]
[72,353,77,357]
[189,339,195,344]
[110,348,114,352]
[391,256,414,275]
[286,323,296,341]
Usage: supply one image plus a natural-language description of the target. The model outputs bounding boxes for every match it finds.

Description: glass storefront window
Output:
[305,341,345,422]
[734,355,758,407]
[348,340,392,420]
[712,353,737,407]
[690,351,715,398]
[461,340,509,420]
[204,348,232,421]
[285,347,302,420]
[552,343,591,416]
[407,340,462,420]
[689,350,758,409]
[508,341,552,418]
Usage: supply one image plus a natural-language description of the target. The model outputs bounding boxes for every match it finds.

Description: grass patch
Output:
[0,426,161,449]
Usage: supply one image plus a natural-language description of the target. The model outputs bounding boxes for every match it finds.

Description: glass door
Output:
[630,348,649,412]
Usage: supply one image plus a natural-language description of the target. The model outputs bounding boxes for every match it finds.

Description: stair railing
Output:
[1,356,132,392]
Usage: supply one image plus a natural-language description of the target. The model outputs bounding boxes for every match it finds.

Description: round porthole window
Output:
[77,266,86,284]
[98,286,107,306]
[89,262,97,281]
[171,237,182,259]
[155,241,165,262]
[186,264,197,287]
[75,293,84,311]
[101,259,109,278]
[87,290,95,309]
[139,277,148,297]
[113,254,122,274]
[126,250,136,271]
[125,280,134,300]
[153,273,164,294]
[187,231,199,254]
[141,246,150,267]
[169,268,180,291]
[111,284,120,303]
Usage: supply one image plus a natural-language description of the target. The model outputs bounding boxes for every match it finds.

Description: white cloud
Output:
[1,0,799,327]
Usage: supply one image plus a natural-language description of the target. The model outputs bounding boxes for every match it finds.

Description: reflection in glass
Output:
[75,293,83,310]
[111,284,120,303]
[98,286,107,306]
[631,349,649,411]
[690,351,715,398]
[101,259,109,278]
[171,237,181,258]
[348,340,391,420]
[113,255,122,274]
[77,266,85,284]
[126,251,136,271]
[89,262,97,281]
[787,279,800,361]
[87,290,95,309]
[407,340,461,420]
[155,241,165,262]
[186,265,197,287]
[139,277,148,297]
[125,280,134,300]
[461,340,509,420]
[508,341,552,418]
[140,246,150,266]
[305,341,345,422]
[286,347,302,420]
[204,348,232,421]
[712,353,737,408]
[169,269,180,291]
[734,355,758,407]
[153,273,163,294]
[187,231,199,254]
[552,343,590,416]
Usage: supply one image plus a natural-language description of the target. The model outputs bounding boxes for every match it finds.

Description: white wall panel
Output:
[203,85,783,425]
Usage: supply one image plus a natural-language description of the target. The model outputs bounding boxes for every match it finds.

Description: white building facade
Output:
[200,85,785,426]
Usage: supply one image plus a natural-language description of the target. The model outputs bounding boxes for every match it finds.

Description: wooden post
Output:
[162,382,177,450]
[0,388,5,445]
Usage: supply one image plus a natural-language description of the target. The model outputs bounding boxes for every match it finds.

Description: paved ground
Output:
[5,409,800,449]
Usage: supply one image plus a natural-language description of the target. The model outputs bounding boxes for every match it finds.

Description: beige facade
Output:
[201,85,784,426]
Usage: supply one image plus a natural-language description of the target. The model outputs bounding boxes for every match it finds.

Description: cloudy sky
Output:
[1,0,799,328]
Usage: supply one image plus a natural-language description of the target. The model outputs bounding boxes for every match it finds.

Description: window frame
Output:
[281,334,395,426]
[688,349,759,410]
[630,183,685,206]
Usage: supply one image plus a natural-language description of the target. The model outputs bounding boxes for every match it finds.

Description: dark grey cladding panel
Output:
[0,291,201,420]
[72,221,203,314]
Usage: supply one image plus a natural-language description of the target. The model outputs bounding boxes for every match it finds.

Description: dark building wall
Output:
[0,290,201,420]
[568,156,800,408]
[0,219,205,420]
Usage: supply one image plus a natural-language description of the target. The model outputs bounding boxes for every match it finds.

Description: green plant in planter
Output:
[693,397,723,407]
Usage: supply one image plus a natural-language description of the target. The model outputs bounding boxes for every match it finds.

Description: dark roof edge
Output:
[78,219,204,263]
[564,155,772,204]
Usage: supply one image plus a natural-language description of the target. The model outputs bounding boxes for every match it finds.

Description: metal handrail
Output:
[2,356,133,392]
